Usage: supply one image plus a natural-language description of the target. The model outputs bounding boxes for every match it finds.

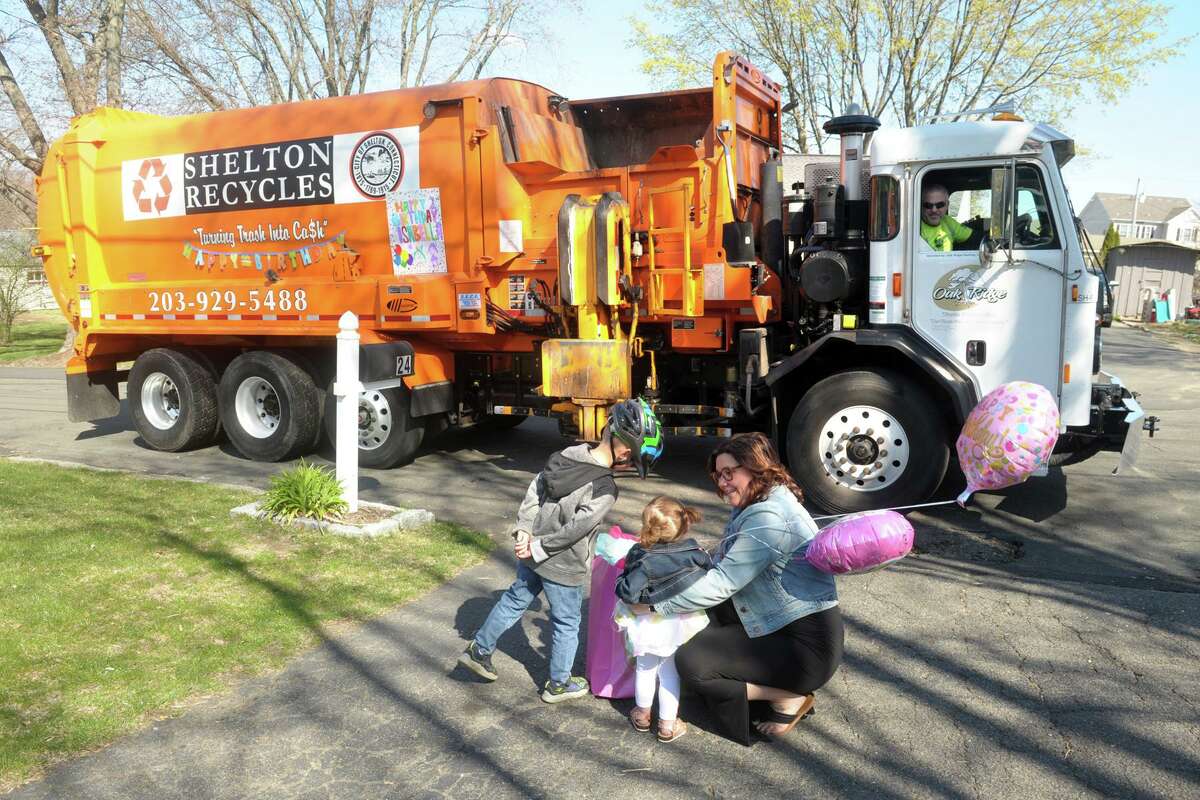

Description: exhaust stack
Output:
[823,104,881,202]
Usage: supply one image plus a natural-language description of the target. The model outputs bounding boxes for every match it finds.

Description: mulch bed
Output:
[328,504,401,526]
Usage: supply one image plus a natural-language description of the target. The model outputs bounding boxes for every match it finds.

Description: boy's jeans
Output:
[473,563,583,684]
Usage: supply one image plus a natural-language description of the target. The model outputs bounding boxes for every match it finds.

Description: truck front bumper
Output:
[1086,371,1159,474]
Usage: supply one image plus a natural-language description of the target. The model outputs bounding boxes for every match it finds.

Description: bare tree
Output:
[129,0,382,109]
[0,230,39,344]
[16,0,128,115]
[0,0,131,224]
[129,0,538,110]
[633,0,1183,153]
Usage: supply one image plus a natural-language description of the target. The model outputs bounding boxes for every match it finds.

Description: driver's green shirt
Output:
[920,216,972,251]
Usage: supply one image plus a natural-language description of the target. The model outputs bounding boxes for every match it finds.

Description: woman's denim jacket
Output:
[614,538,714,606]
[654,485,837,637]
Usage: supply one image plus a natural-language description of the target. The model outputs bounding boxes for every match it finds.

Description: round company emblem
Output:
[131,158,172,214]
[350,132,404,197]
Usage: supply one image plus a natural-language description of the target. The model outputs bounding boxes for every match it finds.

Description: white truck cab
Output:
[868,119,1099,426]
[772,108,1152,512]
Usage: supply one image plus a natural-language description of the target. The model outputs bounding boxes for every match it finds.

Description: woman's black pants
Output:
[674,601,844,745]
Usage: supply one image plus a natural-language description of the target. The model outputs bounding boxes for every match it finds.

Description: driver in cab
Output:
[920,184,972,251]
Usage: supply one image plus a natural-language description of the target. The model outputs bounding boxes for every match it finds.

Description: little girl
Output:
[613,496,713,742]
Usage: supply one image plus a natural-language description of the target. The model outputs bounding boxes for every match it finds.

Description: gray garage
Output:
[1104,239,1198,320]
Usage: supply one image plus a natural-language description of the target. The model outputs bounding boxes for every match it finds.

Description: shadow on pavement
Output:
[75,401,134,441]
[451,591,549,690]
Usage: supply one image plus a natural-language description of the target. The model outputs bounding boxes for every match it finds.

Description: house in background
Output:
[1078,192,1200,243]
[0,229,55,311]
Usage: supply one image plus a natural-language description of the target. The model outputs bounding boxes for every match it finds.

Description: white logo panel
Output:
[122,154,186,221]
[332,127,420,204]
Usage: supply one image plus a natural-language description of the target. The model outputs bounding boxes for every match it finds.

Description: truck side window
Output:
[918,168,990,252]
[869,175,899,241]
[1014,164,1058,250]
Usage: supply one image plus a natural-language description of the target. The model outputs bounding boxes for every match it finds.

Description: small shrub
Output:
[261,460,348,522]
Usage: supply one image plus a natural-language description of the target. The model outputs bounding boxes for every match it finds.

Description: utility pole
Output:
[1130,177,1142,237]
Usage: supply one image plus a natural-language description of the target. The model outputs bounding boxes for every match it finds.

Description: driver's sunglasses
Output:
[923,201,948,210]
[711,465,743,483]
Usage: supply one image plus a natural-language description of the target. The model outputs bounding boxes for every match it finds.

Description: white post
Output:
[335,311,361,513]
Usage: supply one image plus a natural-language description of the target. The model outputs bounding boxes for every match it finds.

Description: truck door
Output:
[910,161,1066,401]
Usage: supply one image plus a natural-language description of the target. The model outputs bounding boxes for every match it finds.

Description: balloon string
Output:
[812,499,959,522]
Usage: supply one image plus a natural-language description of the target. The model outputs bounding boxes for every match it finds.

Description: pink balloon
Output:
[956,380,1059,503]
[804,510,914,575]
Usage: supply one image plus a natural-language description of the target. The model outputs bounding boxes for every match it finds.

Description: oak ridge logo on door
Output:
[121,127,419,221]
[931,266,1009,312]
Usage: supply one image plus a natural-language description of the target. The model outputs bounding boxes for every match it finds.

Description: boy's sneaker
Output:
[458,642,497,681]
[541,676,589,704]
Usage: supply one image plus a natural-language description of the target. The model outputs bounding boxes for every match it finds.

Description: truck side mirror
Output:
[978,235,998,265]
[982,163,1015,266]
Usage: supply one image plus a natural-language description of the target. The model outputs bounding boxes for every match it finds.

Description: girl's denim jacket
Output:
[653,485,837,637]
[614,538,714,606]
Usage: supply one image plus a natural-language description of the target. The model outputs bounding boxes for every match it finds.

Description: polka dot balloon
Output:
[956,381,1060,505]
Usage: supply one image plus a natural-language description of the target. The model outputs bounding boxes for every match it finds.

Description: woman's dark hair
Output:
[707,432,803,508]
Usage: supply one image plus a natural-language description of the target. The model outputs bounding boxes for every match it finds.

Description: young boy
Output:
[459,398,662,703]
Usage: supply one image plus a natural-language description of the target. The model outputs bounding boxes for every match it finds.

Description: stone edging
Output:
[231,500,435,537]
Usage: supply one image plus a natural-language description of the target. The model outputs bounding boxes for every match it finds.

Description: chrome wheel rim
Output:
[234,377,281,439]
[357,390,392,450]
[818,405,911,491]
[141,372,180,430]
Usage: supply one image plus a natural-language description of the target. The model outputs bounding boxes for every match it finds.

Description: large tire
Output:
[218,351,321,462]
[786,370,949,514]
[323,384,424,468]
[128,348,221,452]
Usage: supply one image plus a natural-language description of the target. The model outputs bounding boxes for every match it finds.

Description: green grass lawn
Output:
[0,316,67,362]
[0,459,493,789]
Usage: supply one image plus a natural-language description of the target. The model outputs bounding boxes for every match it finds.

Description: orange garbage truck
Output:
[36,52,1147,511]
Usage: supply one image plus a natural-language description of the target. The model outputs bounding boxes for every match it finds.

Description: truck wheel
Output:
[218,351,321,462]
[323,385,424,468]
[128,348,220,452]
[786,370,949,514]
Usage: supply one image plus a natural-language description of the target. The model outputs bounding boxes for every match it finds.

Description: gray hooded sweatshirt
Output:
[518,443,618,587]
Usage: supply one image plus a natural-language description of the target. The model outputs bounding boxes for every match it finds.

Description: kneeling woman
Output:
[647,432,843,745]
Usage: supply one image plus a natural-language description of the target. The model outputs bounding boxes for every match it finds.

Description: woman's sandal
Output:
[759,693,816,737]
[657,718,687,743]
[629,706,652,732]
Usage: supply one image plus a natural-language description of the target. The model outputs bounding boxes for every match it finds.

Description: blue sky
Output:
[508,1,1200,207]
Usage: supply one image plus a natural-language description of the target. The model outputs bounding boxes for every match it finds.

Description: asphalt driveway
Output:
[1,324,1197,799]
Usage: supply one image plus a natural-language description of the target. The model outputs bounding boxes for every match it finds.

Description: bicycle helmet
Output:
[608,398,663,478]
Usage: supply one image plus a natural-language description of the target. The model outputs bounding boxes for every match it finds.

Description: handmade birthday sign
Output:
[387,187,447,275]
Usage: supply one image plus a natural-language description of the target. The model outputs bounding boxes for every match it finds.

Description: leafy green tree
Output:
[631,0,1184,153]
[1099,223,1120,271]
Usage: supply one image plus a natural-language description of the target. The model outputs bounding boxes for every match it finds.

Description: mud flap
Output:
[66,369,121,422]
[1114,395,1145,476]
